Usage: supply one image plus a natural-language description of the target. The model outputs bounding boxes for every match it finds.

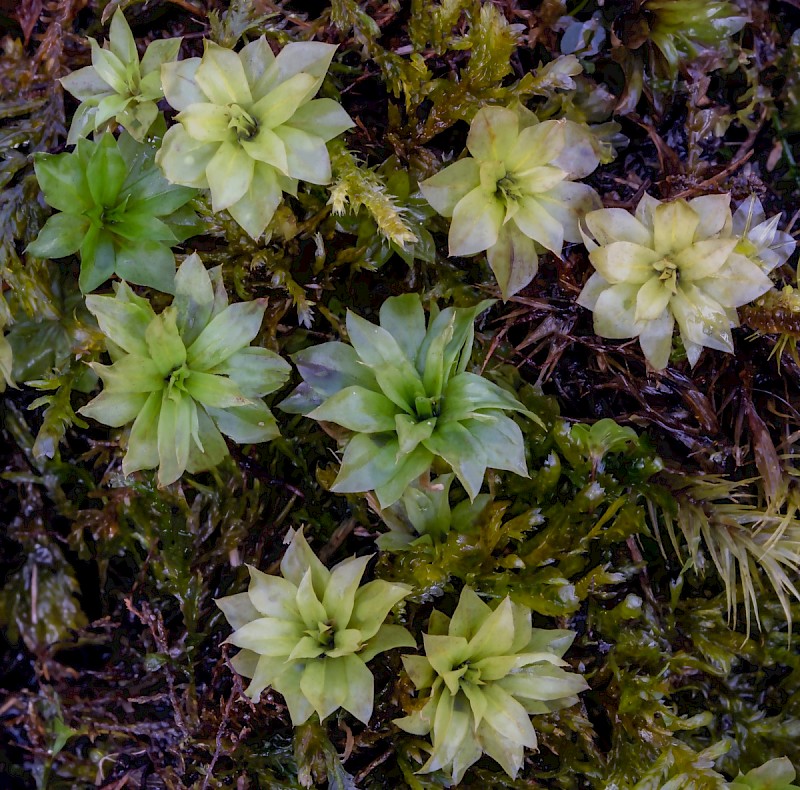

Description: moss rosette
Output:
[157,38,354,240]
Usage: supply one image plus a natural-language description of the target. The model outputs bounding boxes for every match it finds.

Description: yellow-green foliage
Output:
[3,1,800,788]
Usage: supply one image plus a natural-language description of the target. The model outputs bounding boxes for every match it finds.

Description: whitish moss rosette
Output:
[577,193,774,370]
[732,195,796,274]
[217,528,414,725]
[279,293,534,509]
[78,253,290,486]
[395,587,588,784]
[61,10,180,143]
[157,38,354,240]
[420,104,601,299]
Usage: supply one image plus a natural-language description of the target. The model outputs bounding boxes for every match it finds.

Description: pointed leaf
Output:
[288,341,378,404]
[87,135,127,207]
[210,347,290,398]
[286,98,353,141]
[187,299,266,370]
[108,10,137,65]
[79,390,148,427]
[140,36,181,76]
[247,565,300,619]
[280,528,330,591]
[85,293,154,356]
[467,106,519,162]
[345,310,424,411]
[122,390,162,474]
[185,371,249,408]
[422,421,487,500]
[227,161,283,240]
[156,391,193,485]
[216,592,261,630]
[378,293,427,363]
[27,214,88,259]
[206,141,255,212]
[60,65,111,102]
[145,307,186,375]
[33,152,91,213]
[351,580,413,641]
[487,222,539,300]
[449,186,504,256]
[321,554,370,628]
[466,597,515,660]
[114,239,177,294]
[449,587,493,640]
[359,624,416,662]
[296,567,328,627]
[273,126,331,184]
[206,400,279,444]
[161,57,205,111]
[89,40,127,93]
[421,158,481,218]
[196,41,252,105]
[307,386,398,433]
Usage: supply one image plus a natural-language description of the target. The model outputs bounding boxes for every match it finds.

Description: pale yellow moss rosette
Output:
[60,10,180,143]
[421,104,601,299]
[217,528,414,725]
[157,38,354,240]
[577,194,774,370]
[396,587,587,784]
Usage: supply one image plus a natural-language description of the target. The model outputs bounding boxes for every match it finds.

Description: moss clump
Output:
[2,1,800,788]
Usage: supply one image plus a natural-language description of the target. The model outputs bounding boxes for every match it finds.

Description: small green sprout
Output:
[217,528,414,725]
[376,473,492,551]
[396,586,588,784]
[158,38,354,240]
[28,133,201,293]
[60,10,180,143]
[420,104,601,299]
[280,293,534,508]
[577,193,773,370]
[568,418,639,470]
[78,253,290,486]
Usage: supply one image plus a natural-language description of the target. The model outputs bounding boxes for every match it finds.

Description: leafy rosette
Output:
[376,473,492,551]
[217,528,414,725]
[420,104,601,299]
[78,253,290,486]
[28,133,201,293]
[280,293,534,508]
[158,38,354,240]
[395,587,588,784]
[732,195,796,274]
[577,193,773,370]
[644,0,747,76]
[61,10,180,143]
